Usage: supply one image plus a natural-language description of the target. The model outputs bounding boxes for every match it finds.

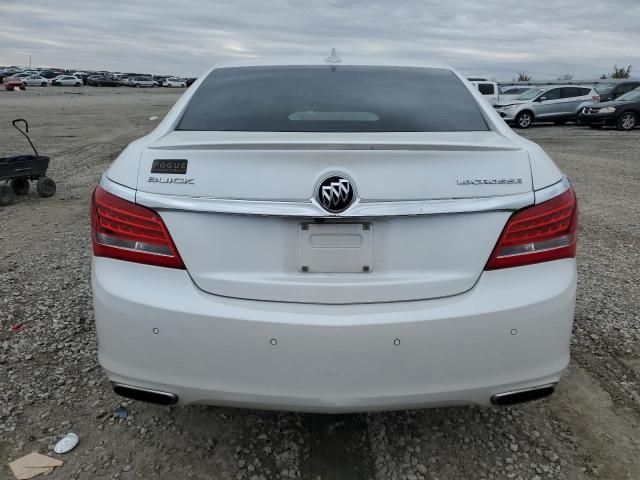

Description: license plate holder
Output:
[298,222,373,273]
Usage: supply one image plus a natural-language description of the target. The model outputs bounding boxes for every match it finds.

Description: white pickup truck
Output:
[469,79,500,105]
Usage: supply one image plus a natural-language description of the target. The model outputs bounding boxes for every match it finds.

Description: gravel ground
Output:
[1,86,639,480]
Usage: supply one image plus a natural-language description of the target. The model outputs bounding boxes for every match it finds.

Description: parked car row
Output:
[493,81,640,131]
[1,66,197,89]
[2,73,81,89]
[2,74,197,90]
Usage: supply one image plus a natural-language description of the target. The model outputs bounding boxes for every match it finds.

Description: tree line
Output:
[513,65,632,82]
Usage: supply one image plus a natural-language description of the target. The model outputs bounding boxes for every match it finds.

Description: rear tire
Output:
[0,184,16,206]
[41,82,47,87]
[515,111,533,129]
[617,111,637,131]
[36,177,56,197]
[10,178,29,195]
[75,82,81,86]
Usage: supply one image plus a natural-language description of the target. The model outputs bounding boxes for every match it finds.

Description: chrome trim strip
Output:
[100,174,540,218]
[135,190,535,218]
[100,175,136,203]
[149,142,521,152]
[534,176,570,204]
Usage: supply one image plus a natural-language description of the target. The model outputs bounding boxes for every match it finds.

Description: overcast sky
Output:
[1,0,639,79]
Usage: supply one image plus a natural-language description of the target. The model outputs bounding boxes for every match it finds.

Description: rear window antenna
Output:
[325,48,341,64]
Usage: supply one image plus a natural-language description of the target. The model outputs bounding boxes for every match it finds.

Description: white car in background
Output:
[163,77,187,88]
[52,75,82,86]
[23,75,50,86]
[129,76,156,88]
[92,56,578,412]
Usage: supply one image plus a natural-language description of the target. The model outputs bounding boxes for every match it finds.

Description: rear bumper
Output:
[92,257,576,412]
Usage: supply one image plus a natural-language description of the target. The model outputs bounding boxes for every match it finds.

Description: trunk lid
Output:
[134,131,533,304]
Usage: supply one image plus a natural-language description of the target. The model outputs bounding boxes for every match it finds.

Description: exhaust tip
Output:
[491,384,556,406]
[112,383,178,405]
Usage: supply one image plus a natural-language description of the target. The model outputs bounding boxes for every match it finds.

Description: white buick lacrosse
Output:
[91,53,577,412]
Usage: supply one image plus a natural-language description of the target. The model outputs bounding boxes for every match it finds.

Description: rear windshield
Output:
[177,66,489,132]
[517,88,545,101]
[503,87,531,94]
[595,83,615,94]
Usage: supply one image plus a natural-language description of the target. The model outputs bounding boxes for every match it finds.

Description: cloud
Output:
[0,0,638,79]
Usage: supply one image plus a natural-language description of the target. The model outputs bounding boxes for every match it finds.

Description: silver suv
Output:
[495,86,599,128]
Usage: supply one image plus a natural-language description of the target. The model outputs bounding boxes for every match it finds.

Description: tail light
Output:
[592,95,600,102]
[91,186,185,269]
[485,187,578,270]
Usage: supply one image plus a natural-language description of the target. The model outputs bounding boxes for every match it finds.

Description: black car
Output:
[86,75,120,87]
[39,70,65,79]
[578,88,640,130]
[594,80,640,102]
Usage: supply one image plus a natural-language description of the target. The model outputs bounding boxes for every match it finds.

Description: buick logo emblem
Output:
[317,175,355,213]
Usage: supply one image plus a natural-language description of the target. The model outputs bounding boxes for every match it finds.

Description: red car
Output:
[3,77,26,90]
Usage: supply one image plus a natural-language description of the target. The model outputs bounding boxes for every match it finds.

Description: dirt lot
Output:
[1,86,639,480]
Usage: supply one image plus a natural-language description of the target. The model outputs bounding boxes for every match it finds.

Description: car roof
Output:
[537,85,594,89]
[213,55,452,70]
[598,79,640,83]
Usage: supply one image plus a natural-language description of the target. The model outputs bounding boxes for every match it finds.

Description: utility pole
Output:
[28,55,32,68]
